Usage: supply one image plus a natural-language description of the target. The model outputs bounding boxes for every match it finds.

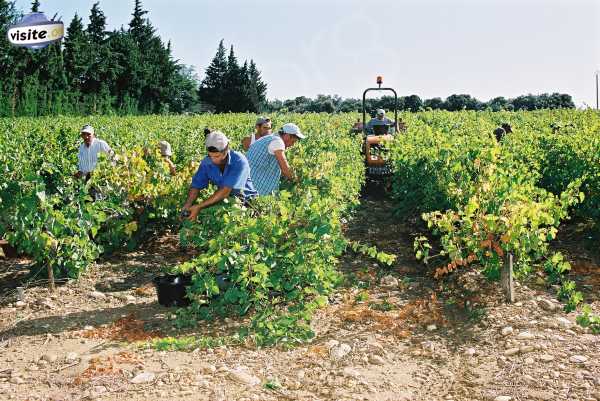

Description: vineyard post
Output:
[47,264,55,292]
[501,252,514,303]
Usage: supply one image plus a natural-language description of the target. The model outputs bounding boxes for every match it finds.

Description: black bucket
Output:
[153,274,192,307]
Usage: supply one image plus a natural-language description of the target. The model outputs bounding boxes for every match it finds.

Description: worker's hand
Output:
[187,205,201,221]
[179,206,191,221]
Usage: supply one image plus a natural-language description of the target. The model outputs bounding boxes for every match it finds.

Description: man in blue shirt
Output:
[365,109,395,135]
[181,131,257,221]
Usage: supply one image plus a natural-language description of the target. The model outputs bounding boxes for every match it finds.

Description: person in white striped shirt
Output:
[74,125,113,180]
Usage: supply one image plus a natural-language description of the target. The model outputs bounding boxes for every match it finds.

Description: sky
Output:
[14,0,600,107]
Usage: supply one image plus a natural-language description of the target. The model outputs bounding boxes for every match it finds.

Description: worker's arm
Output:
[187,187,232,220]
[165,158,176,175]
[274,150,294,181]
[182,188,200,210]
[100,141,115,159]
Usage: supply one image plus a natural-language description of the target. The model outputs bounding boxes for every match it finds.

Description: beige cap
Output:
[80,124,94,135]
[158,140,172,156]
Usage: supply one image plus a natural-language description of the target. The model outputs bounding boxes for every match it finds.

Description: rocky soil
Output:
[0,197,598,401]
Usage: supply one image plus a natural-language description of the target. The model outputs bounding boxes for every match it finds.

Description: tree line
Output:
[0,0,575,117]
[266,93,576,113]
[0,0,268,116]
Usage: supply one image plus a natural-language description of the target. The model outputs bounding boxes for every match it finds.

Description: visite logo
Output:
[7,12,64,50]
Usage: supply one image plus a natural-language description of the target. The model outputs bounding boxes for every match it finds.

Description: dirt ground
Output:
[0,195,599,401]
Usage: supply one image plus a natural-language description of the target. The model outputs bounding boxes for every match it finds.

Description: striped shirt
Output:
[247,135,282,196]
[77,138,112,174]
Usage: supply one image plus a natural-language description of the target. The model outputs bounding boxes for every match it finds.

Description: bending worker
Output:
[158,140,177,175]
[493,123,512,142]
[247,123,305,196]
[181,131,257,221]
[242,116,272,151]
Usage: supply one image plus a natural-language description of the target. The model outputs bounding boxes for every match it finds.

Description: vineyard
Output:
[1,110,600,400]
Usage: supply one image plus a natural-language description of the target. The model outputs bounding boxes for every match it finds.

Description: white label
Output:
[7,22,64,46]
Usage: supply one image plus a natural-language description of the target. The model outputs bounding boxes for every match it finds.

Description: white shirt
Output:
[267,135,285,155]
[78,138,112,174]
[250,132,256,145]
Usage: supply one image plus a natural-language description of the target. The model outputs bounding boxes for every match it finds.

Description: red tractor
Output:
[356,76,403,183]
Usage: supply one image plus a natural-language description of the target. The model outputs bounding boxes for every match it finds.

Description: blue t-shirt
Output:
[365,117,394,135]
[191,150,257,200]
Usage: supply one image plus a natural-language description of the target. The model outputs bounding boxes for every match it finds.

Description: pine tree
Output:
[223,45,244,111]
[128,0,162,113]
[129,0,154,50]
[238,61,252,111]
[87,2,106,44]
[42,42,68,114]
[83,2,114,113]
[31,0,40,12]
[0,0,20,115]
[247,60,267,112]
[199,39,227,112]
[107,28,141,113]
[63,14,88,112]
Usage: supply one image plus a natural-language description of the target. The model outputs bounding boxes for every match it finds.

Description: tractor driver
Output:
[365,109,395,136]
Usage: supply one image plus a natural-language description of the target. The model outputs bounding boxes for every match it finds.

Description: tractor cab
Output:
[360,76,400,179]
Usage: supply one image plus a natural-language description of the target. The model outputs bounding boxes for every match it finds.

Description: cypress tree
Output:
[223,45,244,111]
[199,39,227,112]
[87,2,106,44]
[107,28,141,113]
[0,0,20,116]
[84,2,113,113]
[247,59,267,112]
[63,14,87,112]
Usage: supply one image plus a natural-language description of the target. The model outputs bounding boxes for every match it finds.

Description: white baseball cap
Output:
[376,109,385,116]
[280,123,305,139]
[80,124,94,135]
[205,131,229,152]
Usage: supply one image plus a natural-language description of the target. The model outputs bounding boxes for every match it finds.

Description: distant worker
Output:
[158,140,177,175]
[365,109,394,135]
[74,124,113,180]
[181,131,257,221]
[397,118,408,132]
[247,123,305,196]
[242,117,272,151]
[351,118,364,133]
[494,123,512,142]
